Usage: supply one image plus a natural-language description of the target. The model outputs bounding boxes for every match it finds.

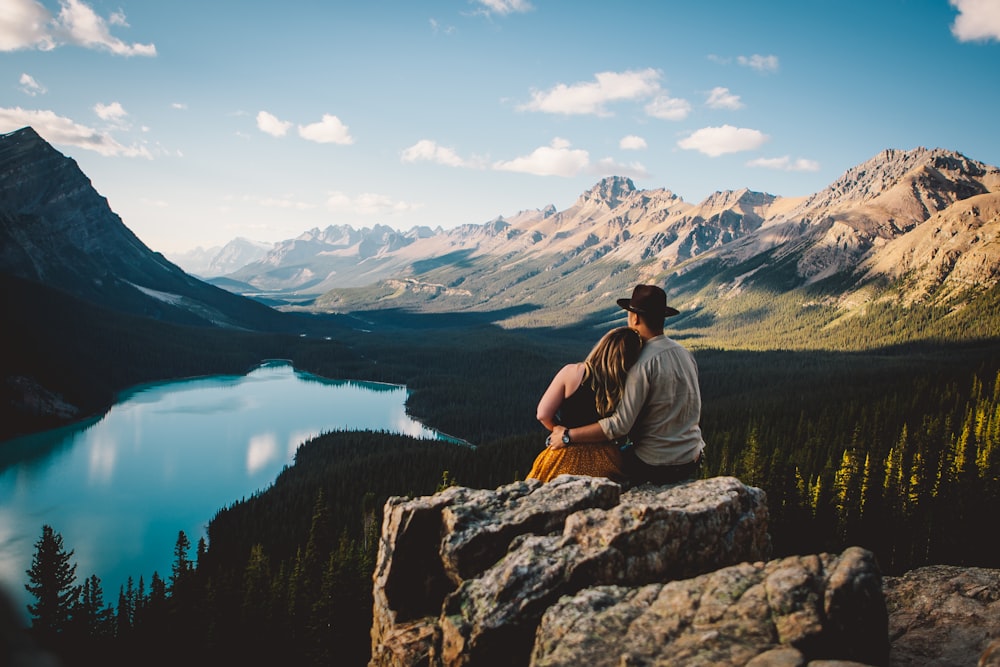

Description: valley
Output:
[2,126,999,666]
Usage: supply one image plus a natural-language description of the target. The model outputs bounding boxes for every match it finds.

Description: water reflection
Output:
[0,361,459,619]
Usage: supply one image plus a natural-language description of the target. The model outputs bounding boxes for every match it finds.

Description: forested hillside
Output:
[19,286,1000,666]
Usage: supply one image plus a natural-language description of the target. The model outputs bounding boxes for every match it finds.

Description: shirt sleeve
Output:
[597,360,650,441]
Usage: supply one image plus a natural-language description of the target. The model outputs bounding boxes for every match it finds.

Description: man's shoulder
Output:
[644,335,684,353]
[641,336,695,364]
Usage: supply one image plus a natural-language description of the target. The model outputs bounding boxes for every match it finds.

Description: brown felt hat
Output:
[616,284,679,318]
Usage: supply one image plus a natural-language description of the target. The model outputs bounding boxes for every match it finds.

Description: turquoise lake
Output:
[0,361,458,617]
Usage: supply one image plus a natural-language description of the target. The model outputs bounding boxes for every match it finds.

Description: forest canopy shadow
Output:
[410,249,477,274]
[346,304,542,330]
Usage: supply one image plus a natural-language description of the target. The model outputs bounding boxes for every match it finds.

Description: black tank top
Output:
[556,380,601,429]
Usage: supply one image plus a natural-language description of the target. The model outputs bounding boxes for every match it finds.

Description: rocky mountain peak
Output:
[699,187,775,212]
[1,126,46,152]
[799,147,994,215]
[579,176,637,209]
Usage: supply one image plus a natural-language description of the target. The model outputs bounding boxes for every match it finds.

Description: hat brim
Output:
[616,298,679,317]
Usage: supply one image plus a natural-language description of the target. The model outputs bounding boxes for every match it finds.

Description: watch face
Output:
[562,433,570,444]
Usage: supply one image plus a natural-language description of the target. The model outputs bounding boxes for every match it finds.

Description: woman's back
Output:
[556,381,601,429]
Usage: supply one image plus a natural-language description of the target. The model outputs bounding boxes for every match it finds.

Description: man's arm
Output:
[549,363,650,449]
[549,422,604,448]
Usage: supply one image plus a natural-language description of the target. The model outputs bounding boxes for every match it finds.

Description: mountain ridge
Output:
[284,146,999,339]
[3,124,998,344]
[214,146,998,332]
[0,126,289,330]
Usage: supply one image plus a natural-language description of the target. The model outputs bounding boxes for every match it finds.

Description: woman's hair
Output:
[583,326,643,417]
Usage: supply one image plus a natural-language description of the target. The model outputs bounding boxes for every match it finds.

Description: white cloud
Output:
[258,197,315,210]
[592,157,649,179]
[950,0,1000,42]
[706,86,744,110]
[0,0,55,51]
[326,191,422,215]
[519,68,662,116]
[401,139,483,168]
[429,18,456,34]
[677,125,770,157]
[474,0,533,16]
[256,110,292,137]
[19,73,46,96]
[0,0,155,55]
[620,135,647,150]
[298,114,354,145]
[644,94,692,121]
[746,155,820,172]
[493,137,589,177]
[94,101,127,122]
[737,54,779,72]
[0,106,151,157]
[171,102,187,110]
[56,0,155,56]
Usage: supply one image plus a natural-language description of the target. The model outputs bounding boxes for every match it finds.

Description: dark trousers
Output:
[622,446,702,486]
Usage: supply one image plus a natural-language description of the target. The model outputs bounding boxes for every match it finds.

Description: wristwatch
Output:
[562,429,571,446]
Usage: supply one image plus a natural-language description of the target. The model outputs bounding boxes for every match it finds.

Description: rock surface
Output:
[531,548,886,667]
[370,475,1000,667]
[883,565,1000,666]
[373,476,777,666]
[434,476,774,666]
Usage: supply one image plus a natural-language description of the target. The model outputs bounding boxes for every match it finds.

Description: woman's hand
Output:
[547,425,569,449]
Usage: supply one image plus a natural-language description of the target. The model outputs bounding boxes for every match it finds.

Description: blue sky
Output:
[2,0,999,254]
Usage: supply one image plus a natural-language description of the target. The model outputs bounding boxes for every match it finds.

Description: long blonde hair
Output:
[583,327,642,417]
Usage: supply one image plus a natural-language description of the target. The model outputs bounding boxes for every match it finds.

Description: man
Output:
[548,284,705,485]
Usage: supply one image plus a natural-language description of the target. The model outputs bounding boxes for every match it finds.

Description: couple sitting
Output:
[529,284,705,487]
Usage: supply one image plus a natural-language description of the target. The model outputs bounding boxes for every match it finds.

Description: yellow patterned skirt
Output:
[527,443,626,483]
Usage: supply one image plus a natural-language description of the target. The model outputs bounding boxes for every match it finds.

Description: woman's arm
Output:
[536,363,579,430]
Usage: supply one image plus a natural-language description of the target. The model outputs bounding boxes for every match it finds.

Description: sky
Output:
[2,0,999,255]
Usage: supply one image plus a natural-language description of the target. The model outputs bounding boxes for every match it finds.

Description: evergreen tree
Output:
[24,525,80,643]
[72,574,113,640]
[116,585,131,638]
[170,530,192,594]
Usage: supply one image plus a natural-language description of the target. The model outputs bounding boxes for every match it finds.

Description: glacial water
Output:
[0,360,458,619]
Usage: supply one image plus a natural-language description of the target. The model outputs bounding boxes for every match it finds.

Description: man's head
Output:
[616,284,678,337]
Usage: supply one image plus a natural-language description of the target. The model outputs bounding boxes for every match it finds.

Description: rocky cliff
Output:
[0,126,288,330]
[369,475,1000,667]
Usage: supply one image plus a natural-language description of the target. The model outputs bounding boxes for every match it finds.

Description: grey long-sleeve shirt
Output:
[598,335,706,466]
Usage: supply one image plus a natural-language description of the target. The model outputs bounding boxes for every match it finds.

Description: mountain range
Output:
[3,124,999,343]
[166,237,273,278]
[200,146,1000,337]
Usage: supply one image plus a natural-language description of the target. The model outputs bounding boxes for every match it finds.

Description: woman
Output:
[527,326,642,483]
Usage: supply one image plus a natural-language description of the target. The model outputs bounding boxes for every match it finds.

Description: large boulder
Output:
[369,473,1000,667]
[371,475,775,666]
[531,547,887,667]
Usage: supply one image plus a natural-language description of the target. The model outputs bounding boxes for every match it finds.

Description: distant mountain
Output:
[168,237,273,277]
[165,244,222,276]
[219,223,439,294]
[221,175,760,301]
[0,126,287,330]
[677,148,1000,286]
[211,147,998,340]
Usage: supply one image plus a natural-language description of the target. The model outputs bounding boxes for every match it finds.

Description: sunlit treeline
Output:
[707,366,1000,573]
